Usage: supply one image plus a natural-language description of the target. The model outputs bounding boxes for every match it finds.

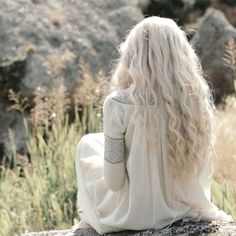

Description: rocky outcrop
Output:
[0,0,143,157]
[213,2,236,28]
[21,219,236,236]
[0,0,143,94]
[191,8,236,103]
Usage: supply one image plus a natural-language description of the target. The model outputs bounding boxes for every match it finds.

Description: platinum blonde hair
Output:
[111,16,214,180]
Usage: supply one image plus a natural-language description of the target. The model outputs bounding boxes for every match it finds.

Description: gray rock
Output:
[0,0,143,94]
[213,3,236,28]
[21,219,236,236]
[191,8,236,103]
[0,0,143,157]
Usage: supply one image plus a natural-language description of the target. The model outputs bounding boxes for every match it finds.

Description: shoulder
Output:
[104,86,134,106]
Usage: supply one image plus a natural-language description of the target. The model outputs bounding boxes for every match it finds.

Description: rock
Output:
[0,0,143,157]
[191,8,236,103]
[0,0,143,95]
[213,2,236,28]
[0,111,28,165]
[21,219,236,236]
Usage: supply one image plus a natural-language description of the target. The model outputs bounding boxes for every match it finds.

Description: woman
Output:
[75,16,232,234]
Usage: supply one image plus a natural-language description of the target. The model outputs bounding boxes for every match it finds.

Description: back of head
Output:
[112,16,214,181]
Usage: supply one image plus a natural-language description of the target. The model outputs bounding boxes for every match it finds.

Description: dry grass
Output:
[223,36,236,91]
[212,96,236,219]
[73,59,109,108]
[210,37,236,219]
[213,96,236,190]
[0,57,107,235]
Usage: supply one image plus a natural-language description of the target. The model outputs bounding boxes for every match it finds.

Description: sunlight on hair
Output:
[112,16,214,181]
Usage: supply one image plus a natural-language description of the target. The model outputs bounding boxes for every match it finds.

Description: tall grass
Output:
[212,95,236,219]
[0,59,107,236]
[211,36,236,220]
[0,118,80,235]
[223,36,236,91]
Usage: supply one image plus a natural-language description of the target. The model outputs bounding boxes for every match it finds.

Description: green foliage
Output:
[0,108,101,236]
[0,59,104,235]
[1,121,75,234]
[212,180,236,219]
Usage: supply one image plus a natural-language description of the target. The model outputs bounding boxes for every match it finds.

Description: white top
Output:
[75,86,231,235]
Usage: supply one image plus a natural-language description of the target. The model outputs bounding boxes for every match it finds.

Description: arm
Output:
[103,96,126,191]
[104,136,126,191]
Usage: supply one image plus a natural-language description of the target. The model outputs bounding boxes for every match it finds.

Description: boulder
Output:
[0,0,143,94]
[213,2,236,28]
[0,0,143,157]
[21,219,236,236]
[191,8,236,103]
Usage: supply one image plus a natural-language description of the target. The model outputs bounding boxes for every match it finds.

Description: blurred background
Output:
[0,0,235,235]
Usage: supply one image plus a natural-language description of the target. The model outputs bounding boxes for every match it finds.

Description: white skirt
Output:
[75,132,232,235]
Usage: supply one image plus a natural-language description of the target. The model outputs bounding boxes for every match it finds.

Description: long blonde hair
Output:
[111,16,214,180]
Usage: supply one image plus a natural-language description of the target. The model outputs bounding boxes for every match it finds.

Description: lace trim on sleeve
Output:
[104,135,125,164]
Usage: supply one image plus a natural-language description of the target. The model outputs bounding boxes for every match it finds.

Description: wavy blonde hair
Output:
[111,16,214,180]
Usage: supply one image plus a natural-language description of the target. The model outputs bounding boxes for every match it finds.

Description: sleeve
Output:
[103,95,126,140]
[103,95,126,191]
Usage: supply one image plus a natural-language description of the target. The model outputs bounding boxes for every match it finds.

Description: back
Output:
[103,85,212,221]
[76,85,231,234]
